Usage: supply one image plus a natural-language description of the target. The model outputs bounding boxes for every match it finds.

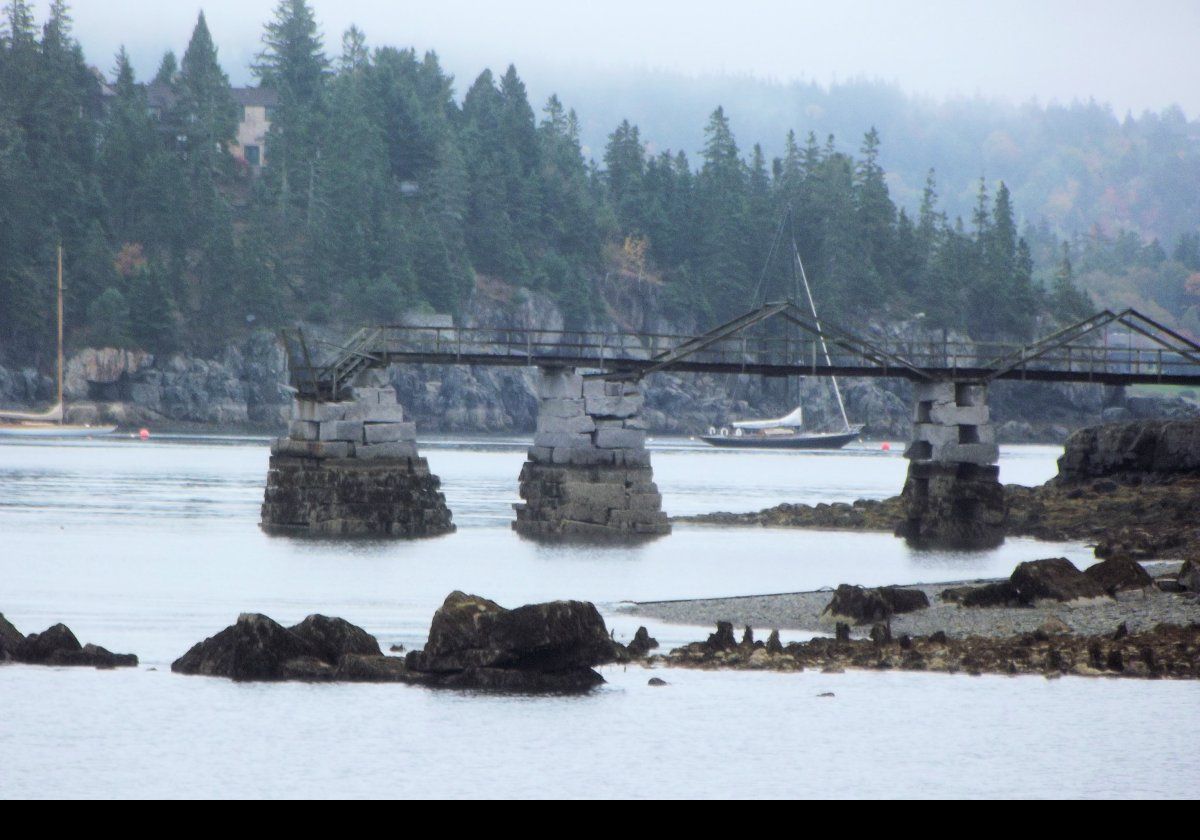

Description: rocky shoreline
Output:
[679,418,1200,561]
[625,560,1199,640]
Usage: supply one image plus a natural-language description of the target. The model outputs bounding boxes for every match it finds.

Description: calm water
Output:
[0,434,1195,799]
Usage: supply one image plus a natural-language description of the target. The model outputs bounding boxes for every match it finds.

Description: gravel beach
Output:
[624,561,1199,639]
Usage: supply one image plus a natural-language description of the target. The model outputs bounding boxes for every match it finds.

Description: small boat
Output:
[699,407,863,450]
[700,212,863,451]
[0,246,117,438]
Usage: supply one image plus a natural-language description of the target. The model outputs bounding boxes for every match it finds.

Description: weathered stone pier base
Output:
[513,368,670,539]
[261,386,453,537]
[896,380,1004,549]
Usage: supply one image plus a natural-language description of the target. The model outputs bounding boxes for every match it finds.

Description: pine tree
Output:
[254,0,329,206]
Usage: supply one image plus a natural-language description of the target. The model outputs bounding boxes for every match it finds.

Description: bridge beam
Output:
[260,381,454,537]
[896,380,1005,549]
[513,367,670,540]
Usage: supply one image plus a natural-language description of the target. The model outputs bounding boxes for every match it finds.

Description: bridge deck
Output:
[284,316,1200,400]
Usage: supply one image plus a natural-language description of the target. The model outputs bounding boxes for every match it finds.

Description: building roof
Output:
[232,87,279,107]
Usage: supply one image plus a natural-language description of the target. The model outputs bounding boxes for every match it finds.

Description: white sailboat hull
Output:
[0,423,117,438]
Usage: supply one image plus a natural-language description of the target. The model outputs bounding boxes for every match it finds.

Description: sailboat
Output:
[699,212,864,450]
[0,245,117,438]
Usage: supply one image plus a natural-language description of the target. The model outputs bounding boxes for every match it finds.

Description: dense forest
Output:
[554,69,1200,244]
[1,0,1195,369]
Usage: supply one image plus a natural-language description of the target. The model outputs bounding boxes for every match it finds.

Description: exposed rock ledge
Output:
[0,613,137,668]
[678,418,1200,561]
[171,593,651,692]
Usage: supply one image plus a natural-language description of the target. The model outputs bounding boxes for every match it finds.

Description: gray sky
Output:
[31,0,1200,117]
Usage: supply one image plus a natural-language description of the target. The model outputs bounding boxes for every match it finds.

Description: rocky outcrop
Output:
[626,626,659,657]
[1179,558,1200,593]
[0,616,137,668]
[0,613,24,661]
[1083,557,1154,595]
[949,558,1110,608]
[822,584,930,625]
[404,592,616,689]
[1056,419,1200,482]
[173,594,619,692]
[662,621,1200,679]
[172,613,328,681]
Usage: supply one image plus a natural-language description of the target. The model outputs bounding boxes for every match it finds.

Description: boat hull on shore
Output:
[698,429,861,450]
[0,423,117,438]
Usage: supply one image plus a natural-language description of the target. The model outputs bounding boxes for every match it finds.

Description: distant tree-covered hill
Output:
[2,1,1197,370]
[545,69,1200,244]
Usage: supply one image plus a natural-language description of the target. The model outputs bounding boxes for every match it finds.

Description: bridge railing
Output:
[339,325,1200,380]
[286,322,1200,395]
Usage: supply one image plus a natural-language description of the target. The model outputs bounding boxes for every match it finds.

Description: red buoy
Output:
[138,428,150,440]
[881,441,891,451]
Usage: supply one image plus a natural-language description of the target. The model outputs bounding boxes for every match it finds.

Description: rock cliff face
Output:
[1056,418,1200,481]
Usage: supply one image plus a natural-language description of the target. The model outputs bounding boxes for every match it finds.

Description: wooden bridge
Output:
[283,303,1200,401]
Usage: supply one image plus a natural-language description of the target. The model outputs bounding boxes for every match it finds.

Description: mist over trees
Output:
[0,0,1195,368]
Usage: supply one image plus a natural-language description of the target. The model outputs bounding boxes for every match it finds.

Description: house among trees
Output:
[231,87,278,169]
[134,79,277,170]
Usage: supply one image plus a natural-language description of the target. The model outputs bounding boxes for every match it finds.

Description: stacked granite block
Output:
[513,368,670,539]
[896,380,1004,549]
[261,386,454,538]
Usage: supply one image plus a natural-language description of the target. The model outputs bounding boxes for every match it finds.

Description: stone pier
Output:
[513,367,670,539]
[896,380,1005,549]
[260,385,454,537]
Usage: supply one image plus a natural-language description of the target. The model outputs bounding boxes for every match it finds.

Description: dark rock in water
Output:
[1179,558,1200,592]
[740,625,755,646]
[0,613,24,661]
[835,623,851,642]
[647,677,668,687]
[961,581,1024,607]
[817,692,836,697]
[1113,622,1129,640]
[823,584,929,625]
[705,621,738,651]
[1011,558,1108,603]
[929,631,948,644]
[288,614,382,664]
[13,622,137,667]
[407,591,614,674]
[336,653,413,683]
[172,613,324,681]
[869,623,892,644]
[1056,419,1200,482]
[433,666,604,692]
[627,626,659,658]
[1083,557,1153,594]
[766,629,783,654]
[16,622,81,663]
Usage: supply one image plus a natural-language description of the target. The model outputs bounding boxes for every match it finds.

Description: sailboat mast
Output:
[791,234,851,432]
[57,244,64,425]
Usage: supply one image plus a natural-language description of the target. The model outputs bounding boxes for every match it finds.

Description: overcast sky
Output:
[30,0,1200,117]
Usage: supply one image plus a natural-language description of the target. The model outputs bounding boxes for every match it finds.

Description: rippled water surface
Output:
[1,434,1195,798]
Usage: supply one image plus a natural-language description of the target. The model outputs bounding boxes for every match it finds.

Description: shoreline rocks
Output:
[171,593,628,692]
[657,620,1200,680]
[0,614,138,668]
